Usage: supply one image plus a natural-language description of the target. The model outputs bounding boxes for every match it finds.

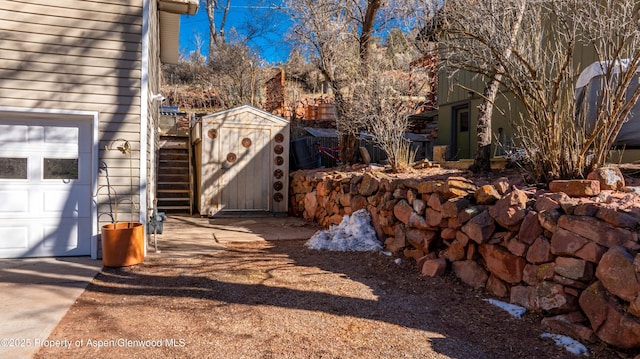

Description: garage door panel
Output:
[42,221,78,249]
[0,124,28,145]
[0,226,28,250]
[0,190,29,213]
[41,185,90,216]
[43,125,79,144]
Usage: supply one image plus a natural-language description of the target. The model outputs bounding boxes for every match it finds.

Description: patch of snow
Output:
[394,258,402,265]
[305,209,382,252]
[540,333,588,356]
[381,251,393,257]
[483,298,526,319]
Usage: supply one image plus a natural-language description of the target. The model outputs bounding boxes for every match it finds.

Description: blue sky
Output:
[179,1,292,64]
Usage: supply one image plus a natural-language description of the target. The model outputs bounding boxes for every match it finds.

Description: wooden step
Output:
[157,189,190,193]
[159,154,189,161]
[157,197,191,201]
[159,159,188,164]
[157,205,192,211]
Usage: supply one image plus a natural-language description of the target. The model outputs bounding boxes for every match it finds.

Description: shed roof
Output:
[202,105,290,127]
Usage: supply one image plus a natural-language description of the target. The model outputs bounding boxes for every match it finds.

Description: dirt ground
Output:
[33,238,625,359]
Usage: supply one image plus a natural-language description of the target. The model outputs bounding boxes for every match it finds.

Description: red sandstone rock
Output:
[447,216,462,229]
[550,228,588,256]
[458,205,484,224]
[542,313,597,342]
[587,166,625,191]
[316,181,332,196]
[417,180,443,194]
[493,177,510,195]
[304,192,318,220]
[488,188,528,230]
[526,236,555,264]
[505,236,528,257]
[442,198,471,218]
[596,246,640,302]
[479,244,526,284]
[510,285,534,309]
[405,229,437,252]
[554,257,594,282]
[538,209,561,232]
[452,260,488,288]
[574,242,606,263]
[408,212,433,230]
[580,281,640,348]
[384,236,405,253]
[456,230,470,246]
[533,281,577,312]
[558,215,632,248]
[549,180,600,197]
[523,264,541,286]
[442,240,466,262]
[487,274,509,298]
[440,177,478,198]
[427,192,446,211]
[328,214,343,225]
[403,248,425,261]
[466,243,478,260]
[423,208,441,228]
[421,258,447,277]
[475,184,501,205]
[596,207,639,228]
[461,210,496,244]
[552,275,588,290]
[518,211,543,244]
[406,189,417,205]
[412,198,426,215]
[350,195,367,212]
[393,200,413,225]
[535,195,561,212]
[573,203,600,217]
[441,228,457,240]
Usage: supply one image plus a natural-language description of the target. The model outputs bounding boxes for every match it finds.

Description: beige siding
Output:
[0,0,145,224]
[437,33,600,159]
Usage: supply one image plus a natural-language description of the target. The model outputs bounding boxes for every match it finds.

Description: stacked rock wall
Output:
[289,168,640,350]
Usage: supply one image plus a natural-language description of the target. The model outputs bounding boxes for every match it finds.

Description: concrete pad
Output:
[0,214,319,358]
[150,215,321,257]
[0,257,100,358]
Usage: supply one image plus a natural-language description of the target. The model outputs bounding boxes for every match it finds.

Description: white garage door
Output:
[0,118,91,258]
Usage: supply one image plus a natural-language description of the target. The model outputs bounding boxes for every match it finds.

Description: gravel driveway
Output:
[33,237,618,359]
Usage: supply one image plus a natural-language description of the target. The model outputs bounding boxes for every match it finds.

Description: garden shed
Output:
[194,105,290,217]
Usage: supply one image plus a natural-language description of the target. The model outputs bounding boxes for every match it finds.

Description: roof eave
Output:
[158,0,198,15]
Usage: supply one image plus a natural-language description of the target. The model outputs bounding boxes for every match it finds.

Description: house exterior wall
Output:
[0,0,146,228]
[436,34,598,159]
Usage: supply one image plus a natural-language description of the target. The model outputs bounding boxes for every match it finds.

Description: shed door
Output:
[219,126,270,212]
[0,118,91,258]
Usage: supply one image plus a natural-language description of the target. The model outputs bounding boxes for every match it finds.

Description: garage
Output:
[0,115,93,258]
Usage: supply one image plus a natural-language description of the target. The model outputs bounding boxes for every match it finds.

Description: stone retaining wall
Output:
[289,168,640,350]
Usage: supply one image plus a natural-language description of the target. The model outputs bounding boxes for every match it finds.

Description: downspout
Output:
[140,0,150,254]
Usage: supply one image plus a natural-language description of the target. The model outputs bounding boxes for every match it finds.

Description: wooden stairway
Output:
[157,135,193,214]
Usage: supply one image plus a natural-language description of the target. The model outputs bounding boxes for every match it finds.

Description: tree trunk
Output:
[471,79,501,172]
[359,0,383,67]
[206,0,216,57]
[471,1,527,173]
[339,133,359,164]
